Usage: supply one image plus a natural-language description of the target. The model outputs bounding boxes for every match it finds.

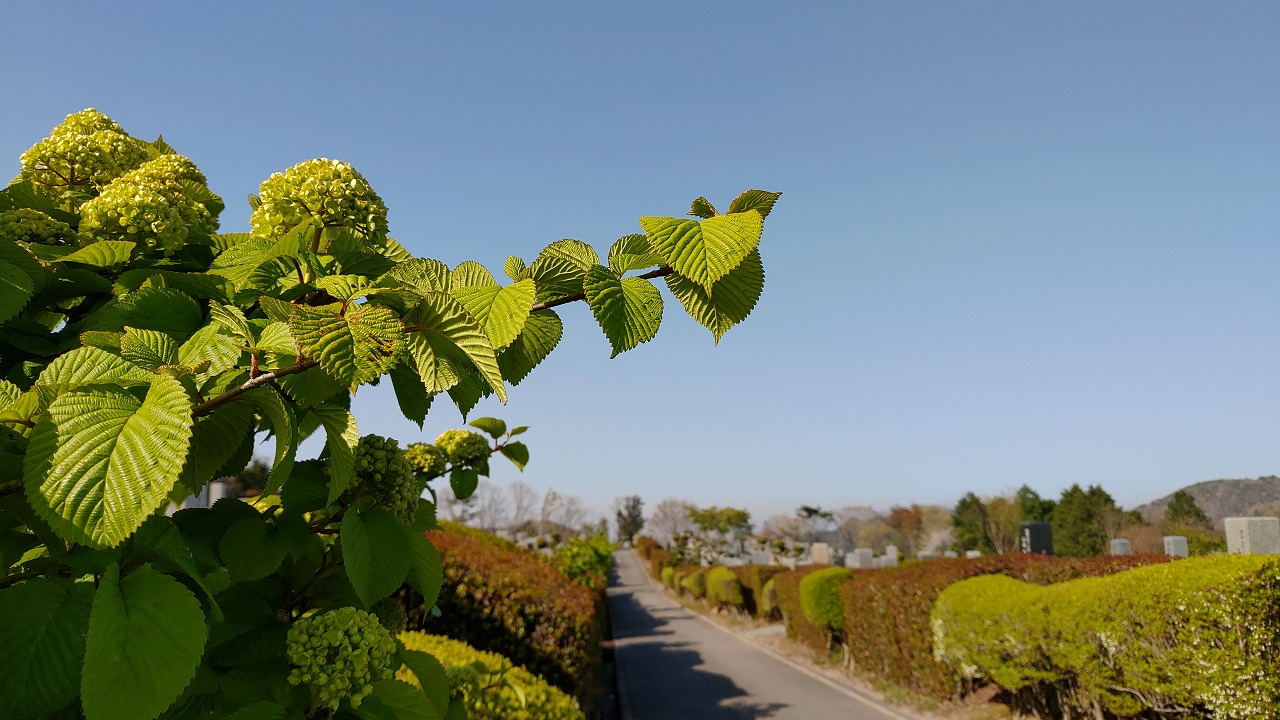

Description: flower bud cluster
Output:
[286,607,396,710]
[78,154,220,256]
[0,208,75,246]
[350,434,423,522]
[433,429,492,466]
[250,158,389,244]
[404,442,448,479]
[19,109,148,198]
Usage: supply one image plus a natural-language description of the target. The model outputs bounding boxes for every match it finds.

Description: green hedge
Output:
[772,566,827,650]
[553,534,614,591]
[705,566,744,609]
[660,566,675,588]
[728,564,787,616]
[933,557,1280,719]
[799,567,852,631]
[838,553,1169,700]
[680,568,707,599]
[403,526,603,711]
[759,577,781,619]
[399,632,584,720]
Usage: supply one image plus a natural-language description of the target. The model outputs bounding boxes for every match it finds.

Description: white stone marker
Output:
[1225,517,1280,555]
[1163,536,1189,558]
[964,550,982,559]
[811,542,831,565]
[850,548,874,569]
[1109,538,1132,556]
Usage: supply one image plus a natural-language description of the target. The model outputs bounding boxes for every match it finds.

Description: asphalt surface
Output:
[607,550,906,720]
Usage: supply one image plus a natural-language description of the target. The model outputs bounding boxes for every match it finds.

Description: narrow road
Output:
[608,550,905,720]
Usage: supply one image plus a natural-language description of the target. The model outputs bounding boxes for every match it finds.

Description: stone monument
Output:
[1163,536,1189,558]
[1109,538,1132,556]
[1225,517,1280,555]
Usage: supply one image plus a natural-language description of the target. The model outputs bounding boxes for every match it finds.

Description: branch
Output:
[193,358,319,417]
[528,266,673,312]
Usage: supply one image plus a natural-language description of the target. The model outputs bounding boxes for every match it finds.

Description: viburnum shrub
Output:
[0,109,778,720]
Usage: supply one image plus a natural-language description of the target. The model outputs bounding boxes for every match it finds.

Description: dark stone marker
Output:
[1020,522,1053,555]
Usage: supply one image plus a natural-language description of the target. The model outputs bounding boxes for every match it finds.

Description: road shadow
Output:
[608,581,677,640]
[619,640,789,719]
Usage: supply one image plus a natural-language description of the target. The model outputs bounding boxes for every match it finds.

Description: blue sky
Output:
[3,3,1277,523]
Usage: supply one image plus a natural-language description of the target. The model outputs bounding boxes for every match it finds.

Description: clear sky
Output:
[3,3,1278,524]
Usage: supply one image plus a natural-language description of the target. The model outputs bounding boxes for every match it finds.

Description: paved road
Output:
[608,550,904,720]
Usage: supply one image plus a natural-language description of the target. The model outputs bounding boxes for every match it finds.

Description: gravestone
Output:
[1225,517,1280,555]
[964,550,982,559]
[1109,538,1132,556]
[749,550,772,565]
[811,542,831,565]
[1020,522,1053,555]
[850,548,874,569]
[917,551,939,561]
[1163,536,1189,558]
[942,550,958,559]
[879,550,899,568]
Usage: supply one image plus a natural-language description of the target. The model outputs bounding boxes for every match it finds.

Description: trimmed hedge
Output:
[635,535,661,560]
[660,566,675,588]
[553,534,614,592]
[647,549,671,580]
[404,526,604,710]
[759,577,780,619]
[772,566,827,650]
[705,566,745,609]
[680,568,707,599]
[799,567,853,631]
[728,564,787,616]
[399,632,584,720]
[933,557,1280,719]
[839,553,1169,700]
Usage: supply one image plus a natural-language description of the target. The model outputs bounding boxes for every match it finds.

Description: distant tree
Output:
[982,496,1021,554]
[952,492,993,552]
[888,504,925,556]
[615,495,646,543]
[1165,490,1211,530]
[687,505,752,561]
[1052,484,1117,557]
[227,458,270,497]
[649,498,694,546]
[471,480,511,533]
[796,504,836,542]
[507,481,540,534]
[1015,485,1055,523]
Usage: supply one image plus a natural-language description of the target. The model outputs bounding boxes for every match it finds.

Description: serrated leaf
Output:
[689,196,717,219]
[449,468,478,500]
[508,425,528,436]
[179,400,256,492]
[355,679,439,720]
[639,212,762,291]
[207,238,274,288]
[223,702,288,720]
[342,508,411,607]
[538,238,598,272]
[0,259,35,324]
[82,565,208,720]
[220,515,287,582]
[499,441,529,471]
[451,278,536,350]
[276,365,344,408]
[451,261,498,289]
[504,256,527,281]
[313,405,358,503]
[527,254,584,303]
[178,179,224,217]
[80,331,123,350]
[468,417,506,438]
[25,375,193,548]
[177,325,243,380]
[36,347,152,402]
[377,258,451,294]
[399,650,449,719]
[258,296,294,323]
[446,374,489,419]
[404,293,506,403]
[210,304,252,341]
[496,310,562,386]
[54,241,136,271]
[0,379,19,407]
[255,321,298,355]
[666,248,764,343]
[315,274,378,302]
[406,531,444,609]
[389,363,432,428]
[607,234,663,275]
[114,269,234,304]
[289,303,404,391]
[0,579,94,720]
[245,388,296,495]
[584,265,663,357]
[120,327,179,372]
[114,287,204,339]
[727,189,782,219]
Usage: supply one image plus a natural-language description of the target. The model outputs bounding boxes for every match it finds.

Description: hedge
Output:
[399,632,584,720]
[771,566,827,650]
[635,535,661,560]
[647,549,671,580]
[705,566,745,609]
[838,553,1169,700]
[403,526,604,710]
[728,564,788,616]
[680,568,707,599]
[933,557,1280,719]
[759,576,781,619]
[660,566,675,589]
[799,567,853,632]
[553,534,615,592]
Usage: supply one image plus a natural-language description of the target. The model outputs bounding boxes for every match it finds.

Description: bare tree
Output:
[539,489,563,536]
[983,495,1021,554]
[472,480,511,533]
[437,484,476,524]
[507,480,539,534]
[648,497,694,546]
[760,514,803,541]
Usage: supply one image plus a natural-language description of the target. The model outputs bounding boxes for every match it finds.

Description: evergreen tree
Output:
[615,495,646,543]
[952,492,993,552]
[1165,490,1211,529]
[1015,485,1055,523]
[1051,484,1116,557]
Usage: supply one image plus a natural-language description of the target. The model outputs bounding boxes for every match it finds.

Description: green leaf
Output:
[377,258,451,294]
[689,196,717,219]
[178,400,255,492]
[496,309,562,386]
[450,468,478,500]
[220,515,287,582]
[313,405,359,503]
[210,304,253,341]
[468,417,506,438]
[537,238,598,272]
[499,441,529,471]
[389,362,432,428]
[607,234,663,275]
[451,261,498,289]
[354,679,439,720]
[280,459,330,515]
[0,259,35,325]
[527,254,584,303]
[119,327,179,372]
[246,388,296,495]
[82,565,208,720]
[54,241,136,271]
[404,292,506,402]
[289,302,404,391]
[315,274,378,302]
[508,425,528,436]
[36,346,152,402]
[504,256,527,281]
[405,531,444,609]
[399,650,450,719]
[446,374,489,419]
[113,287,204,338]
[254,321,298,354]
[177,324,243,379]
[639,211,763,290]
[24,375,193,548]
[128,515,223,621]
[0,579,94,720]
[341,507,411,607]
[665,248,764,343]
[584,265,663,357]
[727,189,782,219]
[451,278,536,350]
[223,702,288,720]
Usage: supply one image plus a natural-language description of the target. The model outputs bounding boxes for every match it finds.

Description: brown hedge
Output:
[770,566,828,650]
[401,526,604,710]
[634,535,661,560]
[838,553,1170,700]
[646,549,671,580]
[728,565,788,617]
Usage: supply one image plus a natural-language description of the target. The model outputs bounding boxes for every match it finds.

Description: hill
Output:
[1137,476,1280,528]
